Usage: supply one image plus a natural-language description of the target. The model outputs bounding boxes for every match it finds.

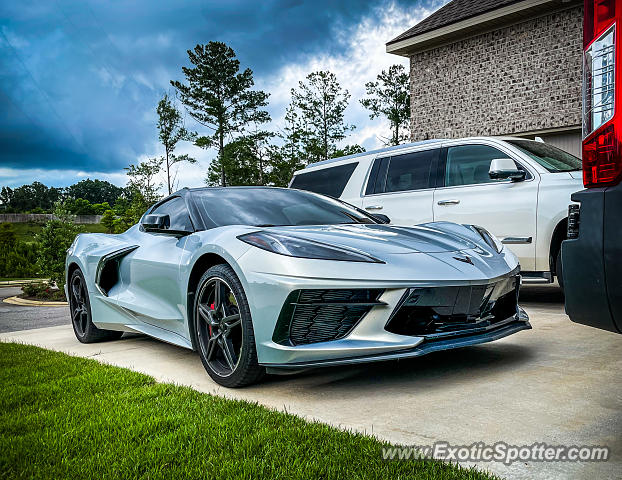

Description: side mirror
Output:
[141,214,192,236]
[141,214,170,231]
[372,213,391,224]
[489,158,526,182]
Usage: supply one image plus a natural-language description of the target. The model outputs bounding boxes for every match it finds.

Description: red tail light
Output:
[585,0,616,48]
[583,124,622,185]
[583,0,621,187]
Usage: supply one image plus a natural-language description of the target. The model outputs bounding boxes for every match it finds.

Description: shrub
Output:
[36,203,83,290]
[0,223,38,279]
[21,282,66,301]
[100,209,115,233]
[0,223,17,249]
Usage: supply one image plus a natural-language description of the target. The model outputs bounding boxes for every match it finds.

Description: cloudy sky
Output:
[0,0,443,191]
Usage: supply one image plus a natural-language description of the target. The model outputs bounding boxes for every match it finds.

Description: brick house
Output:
[387,0,583,157]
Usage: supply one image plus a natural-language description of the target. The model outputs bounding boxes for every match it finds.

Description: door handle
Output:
[437,199,460,206]
[365,205,383,210]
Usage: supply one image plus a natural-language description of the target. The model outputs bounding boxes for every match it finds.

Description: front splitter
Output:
[262,319,531,370]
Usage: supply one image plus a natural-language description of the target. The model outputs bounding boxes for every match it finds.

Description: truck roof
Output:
[302,139,447,170]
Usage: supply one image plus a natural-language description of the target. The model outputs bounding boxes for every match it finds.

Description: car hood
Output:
[264,224,483,255]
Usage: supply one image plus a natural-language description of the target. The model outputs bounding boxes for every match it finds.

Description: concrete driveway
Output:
[0,284,620,479]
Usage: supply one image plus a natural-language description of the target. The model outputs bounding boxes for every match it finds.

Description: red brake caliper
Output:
[208,303,215,335]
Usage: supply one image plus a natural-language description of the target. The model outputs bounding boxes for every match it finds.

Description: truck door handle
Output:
[365,205,383,210]
[437,199,460,206]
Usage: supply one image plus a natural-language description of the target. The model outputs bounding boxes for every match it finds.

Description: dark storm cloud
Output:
[0,0,425,183]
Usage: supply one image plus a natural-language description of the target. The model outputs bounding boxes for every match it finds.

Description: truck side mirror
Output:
[489,158,526,182]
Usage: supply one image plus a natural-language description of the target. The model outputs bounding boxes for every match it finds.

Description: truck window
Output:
[445,144,529,187]
[290,162,358,198]
[506,140,582,172]
[383,149,438,193]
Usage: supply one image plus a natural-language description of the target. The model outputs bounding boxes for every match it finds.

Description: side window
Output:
[151,197,193,231]
[365,157,389,195]
[384,149,437,193]
[290,162,358,198]
[445,145,529,187]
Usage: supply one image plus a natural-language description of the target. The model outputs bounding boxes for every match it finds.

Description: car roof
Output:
[169,185,291,198]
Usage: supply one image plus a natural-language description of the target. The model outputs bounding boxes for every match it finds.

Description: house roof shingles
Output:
[387,0,523,45]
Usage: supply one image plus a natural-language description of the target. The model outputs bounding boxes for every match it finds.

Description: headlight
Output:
[470,226,503,253]
[237,231,383,263]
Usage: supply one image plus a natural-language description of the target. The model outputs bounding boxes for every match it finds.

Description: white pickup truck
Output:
[290,136,583,287]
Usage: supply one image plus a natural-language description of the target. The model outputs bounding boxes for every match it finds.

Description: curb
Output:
[2,296,68,307]
[0,279,49,287]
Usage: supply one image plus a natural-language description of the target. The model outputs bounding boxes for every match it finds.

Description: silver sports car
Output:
[65,187,530,387]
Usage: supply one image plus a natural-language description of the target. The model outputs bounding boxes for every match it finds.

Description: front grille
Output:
[273,289,384,346]
[385,275,519,338]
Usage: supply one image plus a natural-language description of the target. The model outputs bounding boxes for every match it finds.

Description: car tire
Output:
[556,249,564,292]
[69,269,123,343]
[194,264,265,388]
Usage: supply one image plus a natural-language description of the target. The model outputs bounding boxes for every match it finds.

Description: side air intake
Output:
[273,289,385,345]
[95,246,139,296]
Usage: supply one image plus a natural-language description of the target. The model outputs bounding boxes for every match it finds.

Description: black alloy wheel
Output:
[195,264,264,387]
[69,269,122,343]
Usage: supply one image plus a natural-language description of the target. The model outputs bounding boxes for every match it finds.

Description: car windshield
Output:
[506,139,582,172]
[191,187,377,229]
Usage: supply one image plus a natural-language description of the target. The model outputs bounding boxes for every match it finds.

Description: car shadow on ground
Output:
[103,284,558,392]
[260,342,536,392]
[518,284,564,304]
[259,287,557,391]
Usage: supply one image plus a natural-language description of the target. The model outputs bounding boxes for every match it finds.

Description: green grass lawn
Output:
[0,343,498,480]
[10,222,107,243]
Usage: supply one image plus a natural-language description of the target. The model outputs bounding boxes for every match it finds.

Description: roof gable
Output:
[388,0,522,45]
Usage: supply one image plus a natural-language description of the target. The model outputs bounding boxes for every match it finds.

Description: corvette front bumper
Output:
[238,247,530,367]
[263,311,530,369]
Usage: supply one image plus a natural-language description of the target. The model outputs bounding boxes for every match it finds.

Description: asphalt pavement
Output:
[0,287,70,333]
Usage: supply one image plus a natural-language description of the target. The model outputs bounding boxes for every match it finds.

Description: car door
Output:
[361,147,439,226]
[116,196,195,337]
[433,142,539,271]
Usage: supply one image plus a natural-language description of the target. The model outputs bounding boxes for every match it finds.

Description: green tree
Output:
[65,198,96,215]
[100,210,115,233]
[0,187,11,212]
[0,182,62,213]
[113,193,148,234]
[266,147,303,187]
[125,158,162,204]
[0,240,38,278]
[280,105,306,164]
[92,202,111,215]
[0,223,17,249]
[37,202,82,289]
[171,41,270,186]
[289,71,354,162]
[66,179,123,206]
[246,127,275,185]
[331,144,366,158]
[156,94,196,194]
[272,105,307,186]
[360,64,410,146]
